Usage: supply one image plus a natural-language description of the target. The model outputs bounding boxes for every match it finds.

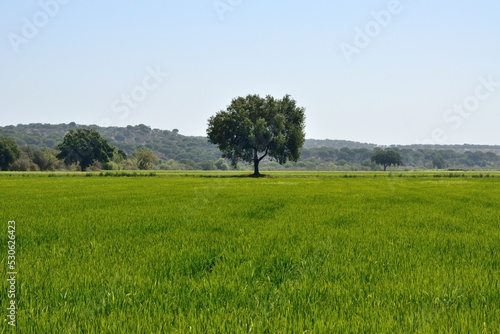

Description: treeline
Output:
[288,147,500,171]
[0,123,499,171]
[0,123,221,163]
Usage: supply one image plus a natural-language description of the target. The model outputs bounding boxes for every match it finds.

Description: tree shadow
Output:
[197,173,274,179]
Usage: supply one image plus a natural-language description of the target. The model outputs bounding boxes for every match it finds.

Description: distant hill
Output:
[1,123,499,170]
[0,123,220,163]
[303,139,377,150]
[398,144,500,155]
[305,138,500,154]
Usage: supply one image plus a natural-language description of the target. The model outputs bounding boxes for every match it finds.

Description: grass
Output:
[1,172,499,332]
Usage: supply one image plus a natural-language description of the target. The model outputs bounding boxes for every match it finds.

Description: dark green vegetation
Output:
[56,129,116,171]
[207,94,306,176]
[371,148,403,171]
[1,173,499,332]
[1,123,500,171]
[0,136,20,171]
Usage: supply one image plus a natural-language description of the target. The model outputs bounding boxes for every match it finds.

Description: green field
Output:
[1,172,500,333]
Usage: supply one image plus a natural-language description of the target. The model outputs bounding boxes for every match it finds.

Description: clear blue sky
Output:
[1,1,499,145]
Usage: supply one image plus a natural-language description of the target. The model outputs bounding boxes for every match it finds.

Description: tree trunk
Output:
[383,164,387,171]
[252,149,262,177]
[253,159,261,177]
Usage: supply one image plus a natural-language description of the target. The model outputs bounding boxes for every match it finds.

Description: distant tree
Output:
[207,94,306,177]
[485,151,498,163]
[132,147,157,170]
[432,155,447,169]
[0,137,21,171]
[116,149,128,162]
[10,154,39,171]
[370,148,403,171]
[317,147,336,161]
[338,147,355,162]
[196,160,215,171]
[56,129,116,171]
[101,149,128,170]
[178,159,196,169]
[464,151,486,167]
[361,158,376,169]
[214,158,229,170]
[14,146,58,171]
[114,134,126,142]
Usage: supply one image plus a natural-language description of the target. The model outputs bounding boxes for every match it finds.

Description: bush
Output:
[102,161,120,170]
[196,160,215,171]
[10,156,39,171]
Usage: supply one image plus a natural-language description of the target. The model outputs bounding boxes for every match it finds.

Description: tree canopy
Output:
[132,147,157,170]
[371,148,403,171]
[0,136,21,171]
[207,94,306,176]
[56,129,116,171]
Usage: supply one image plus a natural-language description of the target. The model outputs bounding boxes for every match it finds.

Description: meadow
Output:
[1,171,499,333]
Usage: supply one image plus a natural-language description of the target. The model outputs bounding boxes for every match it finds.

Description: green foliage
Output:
[433,155,447,169]
[116,149,127,162]
[132,147,157,170]
[0,136,21,170]
[371,148,403,171]
[178,159,196,169]
[1,124,500,171]
[0,174,499,332]
[56,129,116,171]
[196,160,215,171]
[214,158,229,170]
[10,146,60,171]
[207,94,306,176]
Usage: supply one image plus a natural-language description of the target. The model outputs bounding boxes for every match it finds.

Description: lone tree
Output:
[56,129,116,171]
[371,148,403,171]
[0,137,21,171]
[207,94,306,177]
